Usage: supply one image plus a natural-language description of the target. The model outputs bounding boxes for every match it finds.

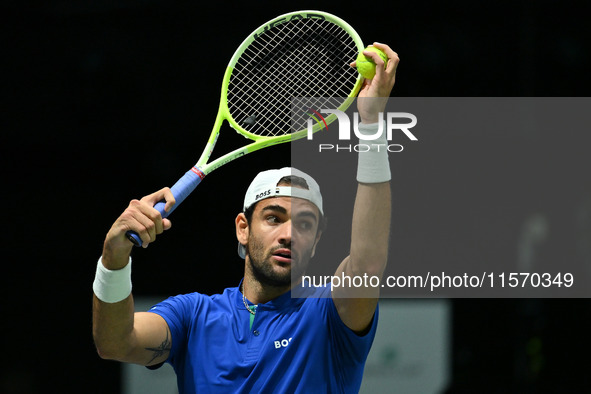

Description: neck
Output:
[243,266,292,305]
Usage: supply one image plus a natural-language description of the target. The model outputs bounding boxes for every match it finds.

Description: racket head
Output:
[218,11,364,144]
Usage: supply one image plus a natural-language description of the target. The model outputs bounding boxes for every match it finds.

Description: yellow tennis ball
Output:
[356,46,388,80]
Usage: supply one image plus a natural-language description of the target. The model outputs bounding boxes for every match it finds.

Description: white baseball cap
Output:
[238,167,323,259]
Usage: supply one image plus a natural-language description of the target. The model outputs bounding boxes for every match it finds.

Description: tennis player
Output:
[93,43,398,393]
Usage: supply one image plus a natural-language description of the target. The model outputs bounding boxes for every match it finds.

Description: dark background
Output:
[3,0,590,393]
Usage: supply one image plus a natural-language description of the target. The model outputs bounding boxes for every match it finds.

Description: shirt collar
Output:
[234,279,308,311]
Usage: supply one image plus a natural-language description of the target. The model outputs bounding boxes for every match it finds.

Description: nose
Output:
[278,220,292,246]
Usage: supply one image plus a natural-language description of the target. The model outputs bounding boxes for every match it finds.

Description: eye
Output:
[294,219,314,232]
[265,215,280,224]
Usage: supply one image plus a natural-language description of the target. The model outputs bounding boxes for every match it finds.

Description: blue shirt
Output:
[149,284,378,393]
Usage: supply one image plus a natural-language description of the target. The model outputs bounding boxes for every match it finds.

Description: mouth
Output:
[272,248,292,264]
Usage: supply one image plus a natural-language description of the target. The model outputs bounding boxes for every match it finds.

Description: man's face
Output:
[245,196,321,287]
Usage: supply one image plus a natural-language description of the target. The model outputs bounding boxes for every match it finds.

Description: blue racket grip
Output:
[125,167,205,247]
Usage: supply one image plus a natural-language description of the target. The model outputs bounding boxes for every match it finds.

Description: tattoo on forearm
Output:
[145,329,171,364]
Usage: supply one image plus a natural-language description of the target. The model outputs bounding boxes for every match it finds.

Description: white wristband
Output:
[93,257,132,303]
[357,121,391,183]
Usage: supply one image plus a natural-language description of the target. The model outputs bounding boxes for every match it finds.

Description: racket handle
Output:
[125,167,205,247]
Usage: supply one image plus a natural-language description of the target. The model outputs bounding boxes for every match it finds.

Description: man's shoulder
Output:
[210,285,240,304]
[294,282,332,299]
[151,285,239,310]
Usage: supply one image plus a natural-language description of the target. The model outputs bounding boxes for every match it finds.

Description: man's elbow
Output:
[95,342,120,361]
[93,335,130,361]
[349,253,388,278]
[95,344,115,360]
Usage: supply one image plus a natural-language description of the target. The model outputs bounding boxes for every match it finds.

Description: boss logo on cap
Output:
[255,189,272,201]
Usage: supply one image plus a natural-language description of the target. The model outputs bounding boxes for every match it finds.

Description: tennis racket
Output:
[126,10,365,246]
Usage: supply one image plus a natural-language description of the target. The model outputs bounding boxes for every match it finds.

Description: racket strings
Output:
[228,17,359,137]
[251,18,356,132]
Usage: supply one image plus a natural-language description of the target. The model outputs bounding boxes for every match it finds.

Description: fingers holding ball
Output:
[355,43,399,80]
[355,45,388,80]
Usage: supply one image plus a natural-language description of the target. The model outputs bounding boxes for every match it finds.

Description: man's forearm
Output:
[92,292,135,360]
[92,254,135,360]
[350,181,391,277]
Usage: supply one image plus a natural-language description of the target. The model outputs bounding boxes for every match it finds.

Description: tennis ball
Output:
[356,46,388,80]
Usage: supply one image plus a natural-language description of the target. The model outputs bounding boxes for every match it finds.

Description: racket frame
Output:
[126,10,364,246]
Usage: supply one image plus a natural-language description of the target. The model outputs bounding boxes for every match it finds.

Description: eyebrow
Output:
[261,204,288,215]
[295,211,319,223]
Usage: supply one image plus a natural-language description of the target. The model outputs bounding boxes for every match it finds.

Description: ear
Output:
[236,213,249,246]
[310,230,323,258]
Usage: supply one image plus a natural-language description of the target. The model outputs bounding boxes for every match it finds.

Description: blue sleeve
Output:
[326,297,379,365]
[148,293,200,367]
